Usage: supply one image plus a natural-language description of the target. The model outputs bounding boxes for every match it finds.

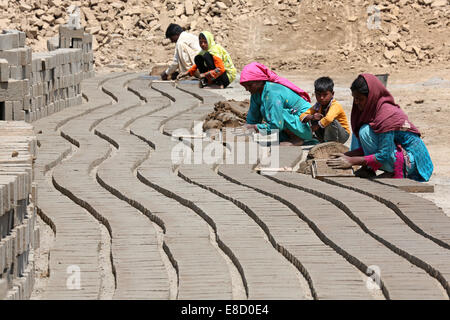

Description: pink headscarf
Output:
[351,73,420,138]
[240,62,311,102]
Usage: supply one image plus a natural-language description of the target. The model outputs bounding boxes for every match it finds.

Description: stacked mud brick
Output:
[28,47,84,122]
[1,26,95,123]
[50,25,95,79]
[0,30,31,122]
[0,121,39,300]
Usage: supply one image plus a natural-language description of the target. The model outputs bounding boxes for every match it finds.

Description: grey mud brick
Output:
[311,158,354,178]
[9,66,23,80]
[47,36,59,51]
[0,59,8,82]
[59,25,85,40]
[0,33,19,50]
[2,30,26,48]
[33,226,39,250]
[0,80,28,101]
[0,279,7,300]
[3,101,13,120]
[0,47,32,66]
[276,146,304,169]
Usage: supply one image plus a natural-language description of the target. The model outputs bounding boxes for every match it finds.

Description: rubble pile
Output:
[203,99,249,130]
[0,0,448,72]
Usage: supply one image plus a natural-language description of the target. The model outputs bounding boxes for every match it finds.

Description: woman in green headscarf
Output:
[179,31,237,88]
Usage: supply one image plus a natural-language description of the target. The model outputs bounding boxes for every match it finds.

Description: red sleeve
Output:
[188,64,198,76]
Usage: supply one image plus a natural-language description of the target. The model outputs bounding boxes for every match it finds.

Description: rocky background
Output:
[1,0,449,72]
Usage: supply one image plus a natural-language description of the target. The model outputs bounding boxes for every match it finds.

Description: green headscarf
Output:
[199,31,236,83]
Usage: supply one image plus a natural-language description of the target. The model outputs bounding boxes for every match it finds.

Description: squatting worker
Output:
[327,74,433,181]
[241,62,316,146]
[300,76,350,144]
[161,23,201,80]
[178,31,236,89]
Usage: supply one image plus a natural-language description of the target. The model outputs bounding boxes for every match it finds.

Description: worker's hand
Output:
[313,113,323,121]
[160,71,168,81]
[204,72,214,81]
[177,72,189,80]
[243,123,258,132]
[301,114,313,123]
[326,153,353,169]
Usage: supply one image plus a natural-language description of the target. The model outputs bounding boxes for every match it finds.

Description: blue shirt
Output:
[246,82,313,141]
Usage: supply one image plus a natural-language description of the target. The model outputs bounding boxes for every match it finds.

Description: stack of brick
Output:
[0,30,31,122]
[0,121,39,300]
[1,25,95,123]
[56,25,95,79]
[28,48,84,122]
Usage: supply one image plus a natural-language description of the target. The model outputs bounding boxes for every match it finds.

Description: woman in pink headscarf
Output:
[327,74,433,181]
[240,62,316,146]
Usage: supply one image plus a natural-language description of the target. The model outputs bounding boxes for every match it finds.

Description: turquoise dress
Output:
[246,82,314,142]
[356,124,433,182]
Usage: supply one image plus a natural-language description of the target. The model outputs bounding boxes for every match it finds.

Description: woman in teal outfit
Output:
[327,74,433,181]
[240,62,315,146]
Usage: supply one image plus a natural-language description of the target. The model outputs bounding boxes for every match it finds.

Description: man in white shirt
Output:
[161,24,201,80]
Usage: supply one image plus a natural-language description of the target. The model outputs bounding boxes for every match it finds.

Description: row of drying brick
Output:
[53,74,175,299]
[127,83,312,299]
[114,82,237,299]
[172,83,450,299]
[32,74,128,299]
[153,90,377,299]
[116,79,450,299]
[0,121,39,300]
